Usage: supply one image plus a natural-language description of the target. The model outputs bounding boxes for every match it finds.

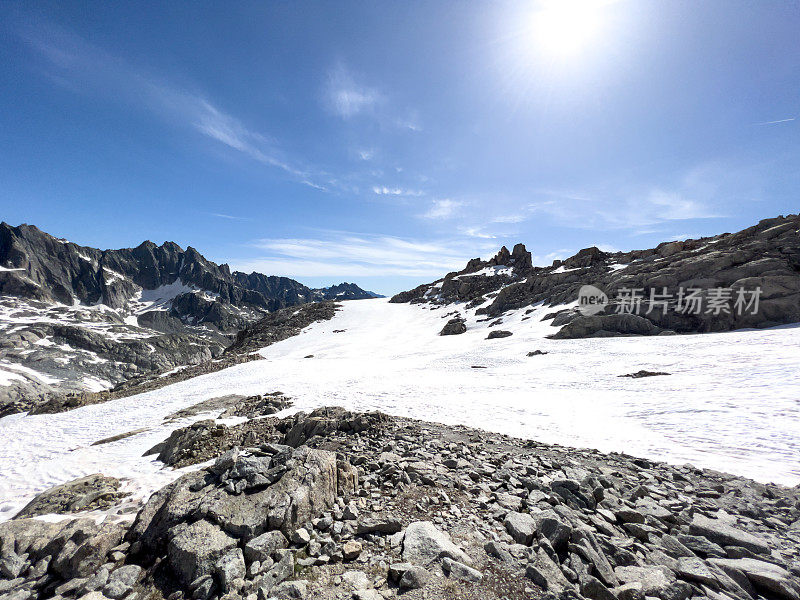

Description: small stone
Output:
[290,528,311,545]
[442,557,483,583]
[342,503,360,520]
[342,540,363,561]
[341,570,371,591]
[504,511,536,546]
[270,580,308,599]
[388,562,413,582]
[399,565,431,590]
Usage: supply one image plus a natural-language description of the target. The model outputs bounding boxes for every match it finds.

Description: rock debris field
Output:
[1,406,799,600]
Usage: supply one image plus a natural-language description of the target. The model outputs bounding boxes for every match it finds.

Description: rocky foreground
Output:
[1,407,799,600]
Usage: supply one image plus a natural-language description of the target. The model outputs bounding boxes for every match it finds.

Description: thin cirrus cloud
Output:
[525,163,742,231]
[372,186,424,196]
[420,199,464,219]
[323,62,422,132]
[324,62,383,119]
[235,232,497,278]
[18,20,327,190]
[527,190,721,230]
[206,212,252,222]
[753,117,795,126]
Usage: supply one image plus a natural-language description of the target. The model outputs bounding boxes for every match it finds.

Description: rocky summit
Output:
[0,407,798,600]
[391,214,800,339]
[0,223,377,414]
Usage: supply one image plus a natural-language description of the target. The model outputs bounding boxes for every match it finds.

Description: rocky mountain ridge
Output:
[391,214,800,339]
[0,223,378,323]
[0,222,376,412]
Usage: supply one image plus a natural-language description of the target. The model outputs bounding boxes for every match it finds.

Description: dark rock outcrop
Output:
[391,214,800,338]
[13,474,126,519]
[440,317,467,336]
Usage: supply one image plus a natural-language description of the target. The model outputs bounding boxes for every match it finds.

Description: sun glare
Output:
[529,0,604,60]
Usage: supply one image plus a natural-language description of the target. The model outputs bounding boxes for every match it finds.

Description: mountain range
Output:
[2,214,799,414]
[0,222,379,411]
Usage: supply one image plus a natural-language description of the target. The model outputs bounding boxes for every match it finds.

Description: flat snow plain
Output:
[1,298,799,521]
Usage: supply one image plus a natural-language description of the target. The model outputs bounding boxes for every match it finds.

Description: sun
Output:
[529,0,604,60]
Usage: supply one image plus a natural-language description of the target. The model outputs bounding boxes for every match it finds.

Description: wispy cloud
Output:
[420,199,463,220]
[491,214,526,224]
[753,117,795,126]
[19,21,326,190]
[372,186,424,197]
[323,62,421,135]
[526,163,738,231]
[460,226,497,239]
[207,212,251,222]
[324,63,382,119]
[235,231,496,278]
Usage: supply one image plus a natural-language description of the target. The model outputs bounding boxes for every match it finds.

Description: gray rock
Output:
[352,590,383,600]
[210,448,241,476]
[504,511,536,545]
[270,580,308,599]
[289,528,310,545]
[571,531,618,586]
[487,330,513,339]
[526,547,572,593]
[44,518,126,579]
[709,558,800,600]
[206,447,342,538]
[255,550,293,597]
[399,565,431,590]
[80,566,110,593]
[388,562,413,582]
[401,521,471,566]
[581,575,618,600]
[103,564,142,599]
[660,535,695,558]
[689,514,771,555]
[216,548,246,593]
[612,583,645,600]
[244,530,289,563]
[674,557,717,586]
[442,557,483,582]
[439,318,466,336]
[614,566,689,600]
[0,551,25,579]
[484,540,514,562]
[13,474,124,518]
[342,570,371,590]
[676,534,727,558]
[167,519,237,585]
[191,574,215,600]
[533,509,572,550]
[615,508,646,524]
[355,517,402,535]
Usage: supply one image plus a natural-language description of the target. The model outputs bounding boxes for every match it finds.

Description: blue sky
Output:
[1,1,798,295]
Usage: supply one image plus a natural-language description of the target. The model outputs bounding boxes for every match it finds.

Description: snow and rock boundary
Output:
[1,407,798,600]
